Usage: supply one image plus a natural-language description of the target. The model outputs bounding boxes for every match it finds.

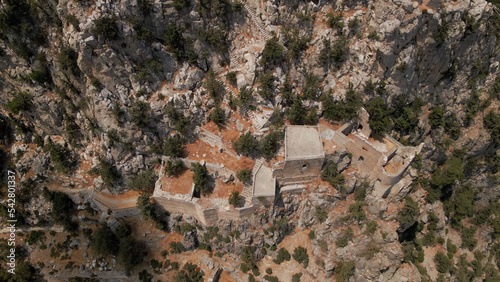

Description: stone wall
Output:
[280,156,324,182]
[153,196,257,225]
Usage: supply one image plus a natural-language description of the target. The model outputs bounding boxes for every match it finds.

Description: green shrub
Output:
[238,86,253,106]
[164,134,186,158]
[484,111,500,145]
[259,72,275,100]
[205,69,225,101]
[90,225,119,256]
[321,160,345,189]
[292,246,309,268]
[259,131,281,159]
[263,275,278,282]
[288,95,306,125]
[98,158,120,187]
[127,168,157,192]
[240,246,257,271]
[237,168,251,183]
[196,27,228,53]
[90,77,103,92]
[164,22,185,59]
[366,96,390,135]
[348,17,360,29]
[315,206,328,223]
[134,58,162,81]
[172,0,190,11]
[43,188,77,231]
[165,160,186,177]
[233,132,259,156]
[447,240,457,254]
[260,38,284,65]
[229,190,241,208]
[434,251,451,273]
[93,16,119,40]
[292,273,302,282]
[326,12,344,30]
[273,248,291,264]
[347,202,366,222]
[210,103,225,126]
[30,53,52,85]
[334,260,355,282]
[226,71,237,86]
[174,262,204,282]
[401,241,424,264]
[397,197,419,227]
[428,106,445,128]
[170,242,185,254]
[283,28,309,60]
[118,237,144,271]
[319,36,349,67]
[354,182,367,202]
[463,10,481,35]
[65,14,80,31]
[47,141,74,173]
[421,231,436,247]
[308,230,316,240]
[7,92,33,114]
[461,226,478,251]
[165,102,190,135]
[322,88,362,121]
[191,162,212,196]
[25,230,45,245]
[130,100,151,128]
[302,72,320,101]
[137,193,161,222]
[433,20,449,45]
[365,221,377,234]
[335,227,354,248]
[368,30,380,40]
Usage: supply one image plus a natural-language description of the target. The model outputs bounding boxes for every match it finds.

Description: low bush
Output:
[237,168,251,183]
[93,16,119,40]
[192,162,212,196]
[228,191,241,208]
[260,38,284,66]
[170,242,185,254]
[165,160,186,177]
[273,248,291,264]
[292,246,309,268]
[127,168,156,192]
[334,261,355,282]
[7,92,33,114]
[326,12,344,30]
[321,160,345,189]
[233,132,259,156]
[434,251,451,273]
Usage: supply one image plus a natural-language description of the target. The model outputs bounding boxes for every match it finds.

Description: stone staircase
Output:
[225,86,237,99]
[241,184,253,206]
[243,3,272,41]
[240,158,265,206]
[252,158,265,177]
[200,128,225,149]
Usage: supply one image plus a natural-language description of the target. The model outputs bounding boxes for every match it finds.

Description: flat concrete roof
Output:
[253,165,275,196]
[285,126,324,159]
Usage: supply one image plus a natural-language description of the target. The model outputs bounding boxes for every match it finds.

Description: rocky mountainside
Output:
[0,0,499,281]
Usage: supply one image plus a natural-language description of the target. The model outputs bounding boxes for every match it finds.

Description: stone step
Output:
[243,4,271,40]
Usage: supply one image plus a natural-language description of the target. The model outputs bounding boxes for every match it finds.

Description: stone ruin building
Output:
[150,108,423,225]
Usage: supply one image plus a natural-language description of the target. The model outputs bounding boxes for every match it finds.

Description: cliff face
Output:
[0,0,499,281]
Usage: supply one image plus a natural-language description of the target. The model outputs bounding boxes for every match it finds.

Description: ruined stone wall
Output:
[154,196,259,225]
[153,197,210,224]
[281,156,324,182]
